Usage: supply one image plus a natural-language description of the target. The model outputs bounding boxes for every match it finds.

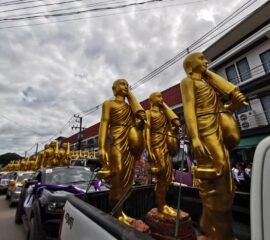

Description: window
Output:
[225,65,239,84]
[261,95,270,123]
[260,49,270,73]
[236,58,251,81]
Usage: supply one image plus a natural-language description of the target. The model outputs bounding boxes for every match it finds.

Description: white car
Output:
[250,135,270,240]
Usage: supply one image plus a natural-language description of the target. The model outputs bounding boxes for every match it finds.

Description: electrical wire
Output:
[1,0,127,18]
[0,0,161,16]
[0,0,204,30]
[0,0,40,7]
[0,0,182,22]
[0,113,44,136]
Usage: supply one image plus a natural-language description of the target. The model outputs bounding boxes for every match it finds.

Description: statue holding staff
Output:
[97,79,146,224]
[145,92,180,217]
[180,52,247,240]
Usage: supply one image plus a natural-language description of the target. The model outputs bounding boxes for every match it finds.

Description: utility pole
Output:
[35,143,39,155]
[72,114,85,150]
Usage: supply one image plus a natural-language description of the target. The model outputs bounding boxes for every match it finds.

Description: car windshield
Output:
[45,168,92,185]
[70,159,85,166]
[17,173,33,181]
[3,173,12,179]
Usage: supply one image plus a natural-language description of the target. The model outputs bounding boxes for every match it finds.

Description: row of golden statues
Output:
[97,52,247,240]
[1,142,96,172]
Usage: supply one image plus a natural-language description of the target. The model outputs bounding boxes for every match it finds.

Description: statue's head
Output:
[62,143,68,149]
[112,79,128,96]
[149,92,163,106]
[183,52,208,75]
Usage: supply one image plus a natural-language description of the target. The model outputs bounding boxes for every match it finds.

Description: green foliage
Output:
[0,153,22,168]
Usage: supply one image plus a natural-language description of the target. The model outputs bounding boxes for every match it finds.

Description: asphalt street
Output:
[0,194,25,240]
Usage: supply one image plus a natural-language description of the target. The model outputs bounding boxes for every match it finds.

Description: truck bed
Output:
[83,184,250,239]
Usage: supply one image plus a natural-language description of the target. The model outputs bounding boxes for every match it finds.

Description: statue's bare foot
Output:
[161,205,177,217]
[118,212,134,225]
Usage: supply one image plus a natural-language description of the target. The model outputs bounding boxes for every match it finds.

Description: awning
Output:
[236,135,269,149]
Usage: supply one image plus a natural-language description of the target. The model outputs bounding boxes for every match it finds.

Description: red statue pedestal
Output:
[145,208,197,240]
[130,219,150,233]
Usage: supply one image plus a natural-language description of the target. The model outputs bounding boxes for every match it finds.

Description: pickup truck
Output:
[59,136,270,240]
[15,166,107,240]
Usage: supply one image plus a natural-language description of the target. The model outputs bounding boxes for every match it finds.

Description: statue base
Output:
[130,219,150,233]
[145,208,196,240]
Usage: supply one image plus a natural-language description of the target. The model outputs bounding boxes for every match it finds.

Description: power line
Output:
[0,113,44,136]
[129,0,257,89]
[0,0,43,7]
[1,0,120,18]
[0,0,93,14]
[0,0,204,30]
[0,0,183,22]
[0,0,159,16]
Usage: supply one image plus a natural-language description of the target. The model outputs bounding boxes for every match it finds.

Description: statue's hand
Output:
[99,148,109,167]
[172,119,181,133]
[231,90,247,105]
[192,138,208,160]
[137,110,146,121]
[149,152,160,174]
[148,151,157,163]
[172,119,180,128]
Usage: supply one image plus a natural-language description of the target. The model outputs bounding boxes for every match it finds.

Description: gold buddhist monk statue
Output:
[145,92,180,217]
[180,52,247,240]
[97,79,146,224]
[57,143,71,166]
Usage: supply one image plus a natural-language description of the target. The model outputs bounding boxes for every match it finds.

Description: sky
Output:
[0,0,268,156]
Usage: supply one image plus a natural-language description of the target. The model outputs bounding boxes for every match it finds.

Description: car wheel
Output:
[29,217,38,240]
[9,197,14,208]
[15,190,26,224]
[5,192,10,200]
[28,216,45,240]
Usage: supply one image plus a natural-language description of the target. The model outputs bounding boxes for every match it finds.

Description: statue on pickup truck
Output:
[97,79,146,225]
[180,52,247,240]
[145,92,180,217]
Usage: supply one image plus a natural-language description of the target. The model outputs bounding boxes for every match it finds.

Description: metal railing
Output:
[227,61,270,85]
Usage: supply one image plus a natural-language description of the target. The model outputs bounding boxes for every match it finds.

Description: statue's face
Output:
[190,53,208,74]
[151,92,163,106]
[113,79,128,96]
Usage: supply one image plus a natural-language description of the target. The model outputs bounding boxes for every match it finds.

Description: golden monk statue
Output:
[97,79,145,224]
[180,52,247,240]
[34,153,42,170]
[43,141,59,168]
[57,143,71,166]
[145,92,180,217]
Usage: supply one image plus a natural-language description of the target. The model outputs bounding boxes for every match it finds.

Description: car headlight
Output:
[46,202,65,213]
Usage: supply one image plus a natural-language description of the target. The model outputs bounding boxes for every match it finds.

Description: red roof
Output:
[64,84,182,144]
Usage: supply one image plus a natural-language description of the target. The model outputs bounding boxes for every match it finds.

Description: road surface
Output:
[0,194,25,240]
